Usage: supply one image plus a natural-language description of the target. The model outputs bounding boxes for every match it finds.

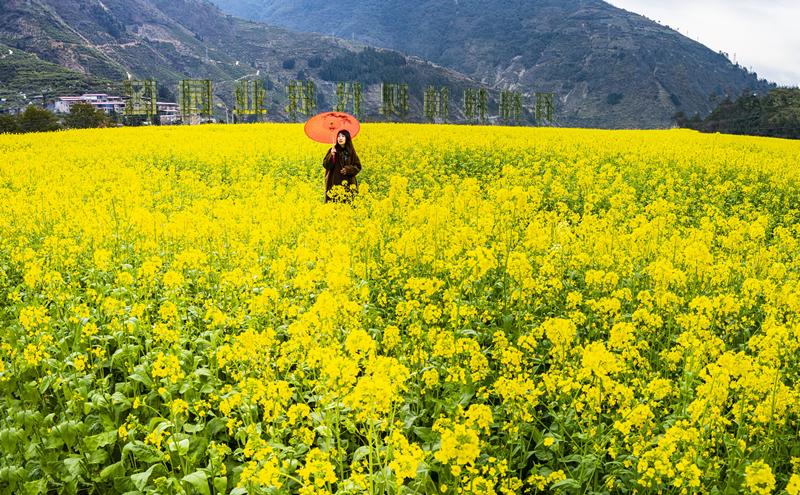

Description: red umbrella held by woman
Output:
[304,111,361,145]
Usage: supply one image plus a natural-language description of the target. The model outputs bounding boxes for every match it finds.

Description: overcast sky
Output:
[607,0,800,87]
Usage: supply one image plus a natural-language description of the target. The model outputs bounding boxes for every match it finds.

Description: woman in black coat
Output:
[322,129,361,203]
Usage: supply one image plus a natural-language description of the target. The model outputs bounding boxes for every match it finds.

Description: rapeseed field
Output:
[1,124,800,495]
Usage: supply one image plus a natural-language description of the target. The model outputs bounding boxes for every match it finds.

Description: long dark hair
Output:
[335,130,357,161]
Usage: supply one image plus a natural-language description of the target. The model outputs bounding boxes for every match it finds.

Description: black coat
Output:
[322,147,361,202]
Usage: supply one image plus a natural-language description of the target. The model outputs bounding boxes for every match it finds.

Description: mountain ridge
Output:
[212,0,776,128]
[0,0,496,122]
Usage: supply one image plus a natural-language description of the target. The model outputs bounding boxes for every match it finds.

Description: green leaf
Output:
[182,471,211,495]
[352,446,370,463]
[0,466,23,493]
[213,476,227,494]
[111,391,133,406]
[551,478,581,490]
[0,428,21,453]
[229,488,248,495]
[206,417,228,438]
[24,439,42,460]
[314,425,332,438]
[177,438,191,456]
[24,479,47,495]
[18,409,44,433]
[129,371,154,388]
[99,461,125,482]
[123,441,164,464]
[87,449,110,465]
[723,485,740,495]
[148,417,171,432]
[64,456,85,477]
[53,421,83,449]
[184,423,205,433]
[131,464,157,491]
[114,475,136,493]
[412,426,434,443]
[84,430,118,451]
[42,413,56,429]
[187,437,208,463]
[130,464,166,492]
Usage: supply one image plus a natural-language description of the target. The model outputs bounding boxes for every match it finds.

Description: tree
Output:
[607,93,623,105]
[63,102,109,129]
[17,105,60,133]
[0,113,19,134]
[672,88,800,139]
[158,84,176,103]
[671,111,702,130]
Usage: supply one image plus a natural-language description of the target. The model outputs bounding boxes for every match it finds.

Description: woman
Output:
[323,129,361,203]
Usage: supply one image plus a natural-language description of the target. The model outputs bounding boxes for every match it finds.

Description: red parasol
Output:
[304,111,361,144]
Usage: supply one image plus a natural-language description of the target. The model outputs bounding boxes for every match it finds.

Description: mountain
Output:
[212,0,776,128]
[0,0,493,122]
[0,42,122,111]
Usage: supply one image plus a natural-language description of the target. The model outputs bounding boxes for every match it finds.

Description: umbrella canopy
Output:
[304,111,361,144]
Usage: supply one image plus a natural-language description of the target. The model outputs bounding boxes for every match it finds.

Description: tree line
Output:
[0,103,111,134]
[673,88,800,140]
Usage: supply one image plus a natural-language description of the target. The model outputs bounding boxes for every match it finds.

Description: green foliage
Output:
[16,105,60,133]
[0,44,122,107]
[319,47,465,101]
[0,113,18,134]
[673,88,800,139]
[319,47,406,86]
[86,4,125,39]
[606,93,623,105]
[307,55,324,69]
[158,84,177,103]
[62,102,109,129]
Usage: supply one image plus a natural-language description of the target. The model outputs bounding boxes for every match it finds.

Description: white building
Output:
[157,102,179,124]
[54,94,189,124]
[54,94,126,114]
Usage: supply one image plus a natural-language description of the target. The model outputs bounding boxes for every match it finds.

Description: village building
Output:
[54,94,125,114]
[54,94,181,124]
